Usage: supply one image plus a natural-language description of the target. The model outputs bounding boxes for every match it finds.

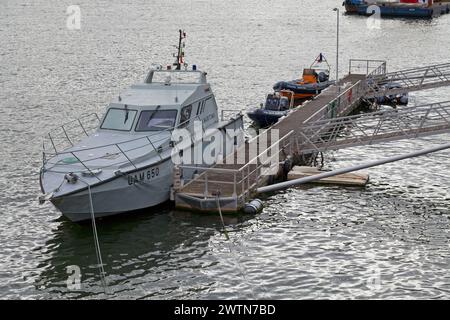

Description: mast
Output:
[174,29,186,70]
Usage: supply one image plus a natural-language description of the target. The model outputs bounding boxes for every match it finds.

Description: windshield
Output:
[136,109,178,131]
[265,97,280,111]
[280,98,289,109]
[101,108,137,131]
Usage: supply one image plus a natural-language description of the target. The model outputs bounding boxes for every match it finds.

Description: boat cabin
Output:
[98,69,219,135]
[302,68,319,84]
[264,93,291,111]
[301,68,330,84]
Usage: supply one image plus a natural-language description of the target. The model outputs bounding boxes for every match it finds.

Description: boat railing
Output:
[349,59,387,77]
[145,69,207,84]
[43,112,101,155]
[42,115,207,178]
[178,130,294,202]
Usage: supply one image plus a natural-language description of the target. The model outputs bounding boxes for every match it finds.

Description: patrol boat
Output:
[39,31,244,222]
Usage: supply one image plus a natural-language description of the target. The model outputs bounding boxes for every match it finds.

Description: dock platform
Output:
[174,59,450,213]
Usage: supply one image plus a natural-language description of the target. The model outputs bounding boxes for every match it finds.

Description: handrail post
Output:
[48,133,57,153]
[61,125,73,146]
[233,171,237,197]
[247,165,250,195]
[116,144,137,169]
[42,140,46,166]
[78,119,88,136]
[204,171,208,198]
[70,152,102,182]
[417,104,434,133]
[146,136,163,161]
[289,135,293,156]
[241,170,244,197]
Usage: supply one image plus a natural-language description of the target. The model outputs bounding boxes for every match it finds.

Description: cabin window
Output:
[179,105,193,127]
[135,109,178,131]
[265,97,280,111]
[196,101,202,115]
[203,97,212,112]
[193,96,212,117]
[101,108,137,131]
[280,98,289,110]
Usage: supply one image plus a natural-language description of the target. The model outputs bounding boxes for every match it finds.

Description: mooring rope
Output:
[215,192,229,241]
[215,192,266,299]
[84,180,108,293]
[43,175,108,293]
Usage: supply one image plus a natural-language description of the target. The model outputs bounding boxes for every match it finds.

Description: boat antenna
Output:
[174,29,187,70]
[311,53,331,71]
[311,53,331,83]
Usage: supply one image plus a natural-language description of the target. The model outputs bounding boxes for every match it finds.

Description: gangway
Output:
[295,101,450,154]
[174,59,450,213]
[365,62,450,98]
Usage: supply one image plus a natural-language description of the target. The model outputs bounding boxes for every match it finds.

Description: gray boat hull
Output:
[50,159,173,222]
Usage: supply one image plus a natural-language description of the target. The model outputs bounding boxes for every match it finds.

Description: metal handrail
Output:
[45,113,201,155]
[178,130,294,199]
[47,112,100,136]
[44,131,170,160]
[45,108,244,158]
[238,130,294,173]
[304,80,367,124]
[181,129,293,177]
[43,112,243,177]
[349,59,387,76]
[365,62,450,98]
[295,100,450,154]
[177,165,238,174]
[373,62,450,78]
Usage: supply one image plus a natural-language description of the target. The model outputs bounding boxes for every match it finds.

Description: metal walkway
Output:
[175,73,371,212]
[295,101,450,154]
[174,59,450,213]
[366,62,450,98]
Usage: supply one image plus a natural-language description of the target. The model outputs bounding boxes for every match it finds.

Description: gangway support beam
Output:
[257,142,450,194]
[365,62,450,98]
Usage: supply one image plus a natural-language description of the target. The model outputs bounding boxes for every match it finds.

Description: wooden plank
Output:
[288,166,369,187]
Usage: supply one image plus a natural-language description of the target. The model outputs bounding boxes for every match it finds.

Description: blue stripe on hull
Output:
[357,5,433,18]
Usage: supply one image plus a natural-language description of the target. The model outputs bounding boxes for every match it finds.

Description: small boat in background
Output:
[246,92,294,128]
[273,53,335,103]
[248,54,334,128]
[344,0,362,13]
[344,0,450,18]
[374,82,409,106]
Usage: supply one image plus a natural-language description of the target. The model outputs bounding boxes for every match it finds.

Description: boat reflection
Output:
[34,205,253,298]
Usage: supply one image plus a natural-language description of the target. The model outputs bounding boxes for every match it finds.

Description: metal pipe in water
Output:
[257,142,450,194]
